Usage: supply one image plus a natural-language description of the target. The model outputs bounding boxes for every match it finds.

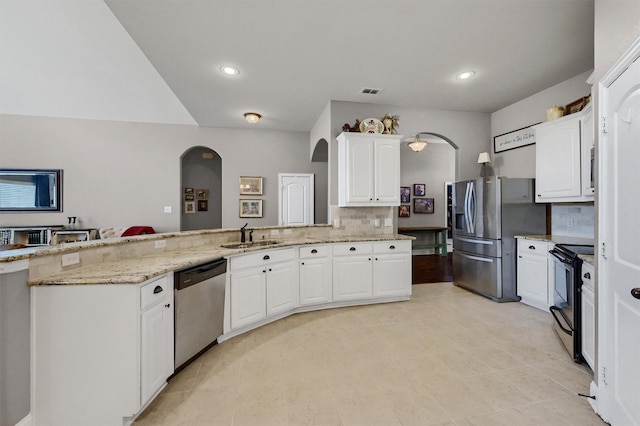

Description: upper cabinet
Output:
[534,104,594,202]
[337,132,402,207]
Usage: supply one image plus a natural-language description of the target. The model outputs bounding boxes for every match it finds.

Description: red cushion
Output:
[121,226,155,237]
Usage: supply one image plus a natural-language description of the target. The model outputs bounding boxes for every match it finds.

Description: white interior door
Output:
[278,173,314,226]
[599,41,640,426]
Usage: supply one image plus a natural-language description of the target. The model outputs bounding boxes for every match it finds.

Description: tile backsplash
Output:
[551,203,595,238]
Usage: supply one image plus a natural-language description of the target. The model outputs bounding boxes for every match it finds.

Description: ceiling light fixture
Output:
[244,112,261,124]
[221,66,239,76]
[456,71,476,80]
[407,135,428,152]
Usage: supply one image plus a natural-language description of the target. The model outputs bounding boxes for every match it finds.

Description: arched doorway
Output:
[180,147,222,231]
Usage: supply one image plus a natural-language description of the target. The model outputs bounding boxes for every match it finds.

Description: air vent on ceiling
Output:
[360,87,383,95]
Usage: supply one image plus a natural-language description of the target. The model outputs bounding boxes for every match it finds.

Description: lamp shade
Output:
[408,136,428,152]
[477,152,491,164]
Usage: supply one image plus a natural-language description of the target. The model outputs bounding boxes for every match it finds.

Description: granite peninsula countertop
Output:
[28,234,413,286]
[515,234,595,246]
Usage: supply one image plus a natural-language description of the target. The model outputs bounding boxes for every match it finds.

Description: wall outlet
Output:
[333,219,340,228]
[567,218,575,228]
[384,218,392,227]
[163,206,172,213]
[284,229,292,235]
[62,252,80,267]
[271,229,280,236]
[155,240,166,249]
[374,219,380,227]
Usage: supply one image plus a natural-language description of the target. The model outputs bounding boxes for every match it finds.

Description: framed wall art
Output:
[197,200,208,211]
[493,124,539,153]
[399,205,410,218]
[413,184,425,196]
[196,189,209,199]
[239,176,263,195]
[184,201,195,214]
[239,199,263,218]
[184,187,194,194]
[414,198,434,214]
[400,186,410,203]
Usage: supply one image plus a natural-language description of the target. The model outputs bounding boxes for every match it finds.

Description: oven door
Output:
[549,251,580,361]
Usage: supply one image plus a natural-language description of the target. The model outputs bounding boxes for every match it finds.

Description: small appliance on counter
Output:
[452,177,547,302]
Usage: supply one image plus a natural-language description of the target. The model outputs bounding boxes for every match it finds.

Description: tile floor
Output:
[134,283,607,426]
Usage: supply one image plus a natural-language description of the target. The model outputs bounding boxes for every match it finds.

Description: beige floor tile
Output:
[286,400,344,426]
[134,283,603,426]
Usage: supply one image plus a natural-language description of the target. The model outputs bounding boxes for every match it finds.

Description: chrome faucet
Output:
[249,229,254,243]
[240,223,248,243]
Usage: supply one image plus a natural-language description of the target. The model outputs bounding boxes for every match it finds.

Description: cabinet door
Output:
[345,138,375,204]
[299,256,332,306]
[373,253,410,297]
[374,140,400,204]
[140,300,173,405]
[535,117,582,200]
[581,110,595,198]
[332,255,372,301]
[517,246,549,310]
[266,260,298,316]
[581,285,595,369]
[230,267,267,329]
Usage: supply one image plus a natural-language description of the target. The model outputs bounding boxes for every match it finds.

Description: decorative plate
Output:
[359,118,384,134]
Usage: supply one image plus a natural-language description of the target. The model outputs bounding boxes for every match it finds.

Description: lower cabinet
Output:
[373,241,411,297]
[581,261,595,370]
[516,238,554,311]
[229,248,298,330]
[32,275,174,426]
[332,243,374,301]
[299,245,332,306]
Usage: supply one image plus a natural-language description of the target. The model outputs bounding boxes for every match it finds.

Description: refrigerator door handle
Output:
[464,182,472,233]
[457,251,494,263]
[456,237,494,245]
[468,181,476,234]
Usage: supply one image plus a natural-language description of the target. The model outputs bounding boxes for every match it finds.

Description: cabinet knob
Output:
[311,249,318,254]
[389,245,396,249]
[269,268,272,272]
[263,255,270,260]
[153,286,163,294]
[583,272,591,279]
[631,288,640,300]
[350,247,356,251]
[529,245,536,250]
[165,303,171,308]
[301,262,305,265]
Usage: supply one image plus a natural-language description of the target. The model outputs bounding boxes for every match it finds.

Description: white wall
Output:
[490,70,593,178]
[0,115,327,232]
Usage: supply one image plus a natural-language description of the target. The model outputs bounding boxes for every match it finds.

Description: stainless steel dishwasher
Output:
[174,258,227,371]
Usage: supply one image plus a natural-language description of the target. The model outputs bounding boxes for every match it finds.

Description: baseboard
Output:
[15,413,33,426]
[588,381,598,413]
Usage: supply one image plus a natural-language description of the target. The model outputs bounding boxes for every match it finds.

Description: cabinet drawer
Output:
[140,276,169,310]
[373,240,410,254]
[517,239,551,257]
[581,261,595,292]
[299,245,330,259]
[230,247,295,270]
[332,242,372,256]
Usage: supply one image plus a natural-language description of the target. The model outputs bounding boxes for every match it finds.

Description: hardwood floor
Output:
[412,253,453,284]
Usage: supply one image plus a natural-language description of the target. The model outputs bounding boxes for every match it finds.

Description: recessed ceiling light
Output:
[456,71,476,80]
[221,66,239,76]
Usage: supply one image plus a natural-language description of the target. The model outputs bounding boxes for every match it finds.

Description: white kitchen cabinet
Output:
[534,104,594,202]
[516,238,554,311]
[373,241,412,297]
[299,245,332,306]
[140,278,174,405]
[228,248,297,330]
[581,261,595,369]
[32,274,174,426]
[332,242,373,301]
[337,132,402,206]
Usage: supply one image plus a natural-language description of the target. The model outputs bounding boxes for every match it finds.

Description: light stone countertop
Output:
[28,234,413,286]
[515,234,595,246]
[579,254,595,265]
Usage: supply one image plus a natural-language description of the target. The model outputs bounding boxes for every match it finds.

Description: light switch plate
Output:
[374,219,380,227]
[384,218,392,227]
[62,252,80,267]
[333,219,340,228]
[163,206,172,213]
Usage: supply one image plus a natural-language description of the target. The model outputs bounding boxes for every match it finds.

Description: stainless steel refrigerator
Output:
[453,177,546,302]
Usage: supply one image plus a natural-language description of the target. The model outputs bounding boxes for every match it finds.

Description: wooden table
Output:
[398,226,448,256]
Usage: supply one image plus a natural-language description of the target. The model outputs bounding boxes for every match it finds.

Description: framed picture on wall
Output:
[414,198,434,214]
[185,194,195,201]
[413,184,425,196]
[240,199,263,218]
[196,189,209,200]
[184,187,194,194]
[400,186,410,203]
[184,201,196,214]
[197,200,208,211]
[239,176,263,195]
[399,205,410,217]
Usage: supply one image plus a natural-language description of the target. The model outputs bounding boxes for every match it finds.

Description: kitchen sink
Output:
[221,240,279,249]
